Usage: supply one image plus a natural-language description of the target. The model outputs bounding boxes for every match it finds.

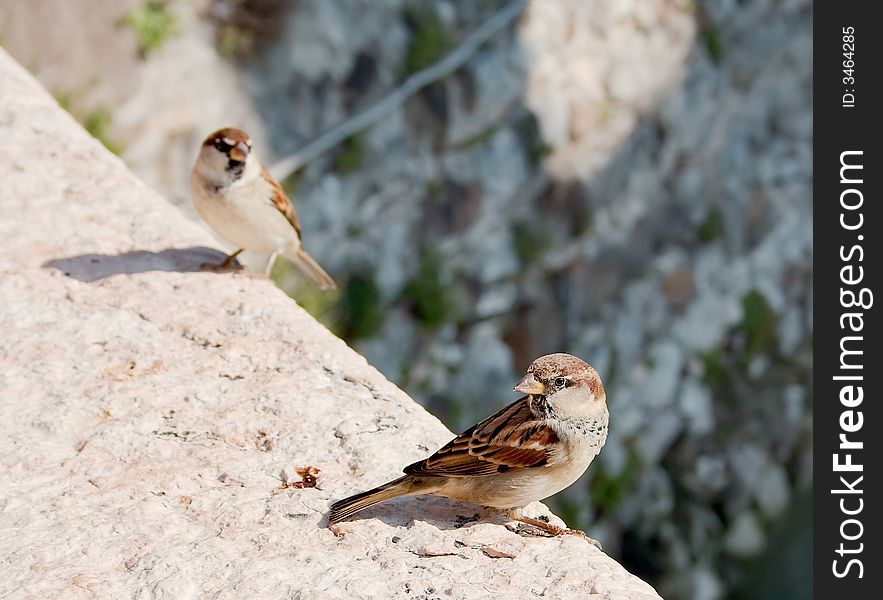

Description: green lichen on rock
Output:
[704,23,724,63]
[515,112,552,165]
[401,4,453,76]
[272,261,383,342]
[54,91,122,155]
[454,124,501,151]
[739,289,778,357]
[336,273,385,340]
[697,206,723,242]
[589,453,639,514]
[511,220,553,267]
[334,133,366,173]
[82,107,122,155]
[401,253,453,329]
[699,348,730,387]
[124,1,179,56]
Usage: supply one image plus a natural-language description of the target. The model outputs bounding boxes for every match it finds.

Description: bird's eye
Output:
[554,377,568,388]
[214,139,232,153]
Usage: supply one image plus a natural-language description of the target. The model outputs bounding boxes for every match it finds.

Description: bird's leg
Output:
[263,251,279,277]
[507,511,602,550]
[202,248,243,271]
[220,248,244,269]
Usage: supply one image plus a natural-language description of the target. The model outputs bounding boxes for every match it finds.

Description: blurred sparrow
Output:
[191,127,336,289]
[329,353,608,544]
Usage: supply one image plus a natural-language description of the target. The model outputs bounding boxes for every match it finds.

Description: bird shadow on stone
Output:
[323,495,513,532]
[42,246,242,283]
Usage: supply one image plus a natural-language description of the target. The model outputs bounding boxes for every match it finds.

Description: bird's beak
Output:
[513,373,545,395]
[228,143,248,163]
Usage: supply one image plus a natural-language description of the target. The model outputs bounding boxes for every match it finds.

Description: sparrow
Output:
[328,353,608,544]
[191,127,336,289]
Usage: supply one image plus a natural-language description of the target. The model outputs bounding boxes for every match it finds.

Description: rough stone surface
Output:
[520,0,696,180]
[0,50,661,599]
[0,0,813,596]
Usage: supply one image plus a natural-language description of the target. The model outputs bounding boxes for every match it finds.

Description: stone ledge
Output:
[0,48,661,599]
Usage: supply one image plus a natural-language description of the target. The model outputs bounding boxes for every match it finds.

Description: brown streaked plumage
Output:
[328,353,609,544]
[405,398,560,476]
[261,166,302,237]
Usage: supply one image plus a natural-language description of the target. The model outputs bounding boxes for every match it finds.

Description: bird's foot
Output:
[511,515,602,550]
[200,249,244,271]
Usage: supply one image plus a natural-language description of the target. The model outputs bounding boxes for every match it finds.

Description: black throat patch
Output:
[530,394,556,419]
[227,160,245,180]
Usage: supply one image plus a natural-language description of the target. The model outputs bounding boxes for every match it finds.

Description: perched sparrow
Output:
[329,353,608,543]
[191,127,336,289]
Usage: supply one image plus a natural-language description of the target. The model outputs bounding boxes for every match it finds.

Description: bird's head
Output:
[194,127,255,187]
[514,353,606,419]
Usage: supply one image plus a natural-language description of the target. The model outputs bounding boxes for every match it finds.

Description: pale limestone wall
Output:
[0,49,660,599]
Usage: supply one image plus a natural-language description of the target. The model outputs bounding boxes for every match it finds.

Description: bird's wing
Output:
[262,166,302,238]
[404,397,559,477]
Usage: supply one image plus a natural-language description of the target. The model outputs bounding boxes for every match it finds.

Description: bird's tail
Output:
[285,247,336,290]
[328,476,422,524]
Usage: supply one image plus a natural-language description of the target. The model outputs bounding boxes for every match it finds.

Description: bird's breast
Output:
[191,176,296,253]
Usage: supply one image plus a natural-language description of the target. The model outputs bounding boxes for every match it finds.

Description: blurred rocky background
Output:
[0,0,812,598]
